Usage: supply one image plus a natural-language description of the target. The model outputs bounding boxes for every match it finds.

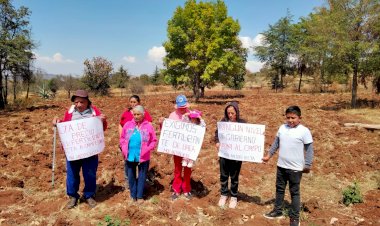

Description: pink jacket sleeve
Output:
[147,123,158,152]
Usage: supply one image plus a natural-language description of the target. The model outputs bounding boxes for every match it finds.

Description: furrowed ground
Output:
[0,88,379,226]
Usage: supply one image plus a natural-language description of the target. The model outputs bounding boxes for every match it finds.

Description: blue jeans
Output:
[66,155,98,199]
[274,166,303,220]
[124,160,128,182]
[126,160,149,199]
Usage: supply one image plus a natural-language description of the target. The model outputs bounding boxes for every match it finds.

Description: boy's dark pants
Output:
[219,157,242,197]
[274,166,303,220]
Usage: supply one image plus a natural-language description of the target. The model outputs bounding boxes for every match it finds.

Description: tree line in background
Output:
[1,0,379,110]
[255,0,380,108]
[18,57,166,101]
[0,0,34,109]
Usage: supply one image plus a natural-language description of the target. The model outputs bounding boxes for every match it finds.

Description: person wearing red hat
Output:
[53,90,107,209]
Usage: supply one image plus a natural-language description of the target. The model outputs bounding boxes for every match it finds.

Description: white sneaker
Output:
[229,197,237,209]
[182,160,187,167]
[187,160,193,168]
[218,195,228,207]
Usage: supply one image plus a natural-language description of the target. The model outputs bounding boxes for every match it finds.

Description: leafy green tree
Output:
[82,56,113,96]
[139,74,151,85]
[22,60,34,99]
[0,0,34,108]
[299,0,379,106]
[292,20,311,92]
[163,0,247,101]
[325,0,379,107]
[151,66,161,85]
[111,66,129,96]
[47,77,59,97]
[60,75,81,98]
[254,13,296,91]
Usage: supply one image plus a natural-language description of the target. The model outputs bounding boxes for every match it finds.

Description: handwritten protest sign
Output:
[157,118,205,160]
[217,122,265,163]
[57,117,105,161]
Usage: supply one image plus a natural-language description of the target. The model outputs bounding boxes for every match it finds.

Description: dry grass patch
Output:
[342,109,380,124]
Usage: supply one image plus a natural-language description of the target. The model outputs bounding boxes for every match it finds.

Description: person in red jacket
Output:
[119,95,152,137]
[53,90,107,209]
[118,95,152,189]
[120,105,157,203]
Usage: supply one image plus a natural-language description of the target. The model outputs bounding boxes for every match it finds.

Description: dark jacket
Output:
[214,101,246,143]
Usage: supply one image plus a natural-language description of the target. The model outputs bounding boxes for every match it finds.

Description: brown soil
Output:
[0,89,379,225]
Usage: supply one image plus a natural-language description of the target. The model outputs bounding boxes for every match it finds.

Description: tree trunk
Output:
[320,67,324,93]
[275,71,280,93]
[26,80,30,99]
[5,74,8,106]
[375,77,380,94]
[200,86,205,98]
[193,73,200,102]
[351,64,358,108]
[298,70,303,93]
[0,65,4,109]
[280,68,285,89]
[298,64,304,93]
[13,75,17,101]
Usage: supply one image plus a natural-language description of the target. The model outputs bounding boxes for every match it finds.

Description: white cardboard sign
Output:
[57,117,105,161]
[157,118,205,160]
[217,122,265,163]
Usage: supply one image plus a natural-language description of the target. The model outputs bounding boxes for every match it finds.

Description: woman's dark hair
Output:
[129,95,141,103]
[285,106,301,116]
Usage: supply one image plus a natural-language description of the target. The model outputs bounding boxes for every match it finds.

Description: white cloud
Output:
[246,60,264,73]
[252,34,265,47]
[35,52,74,64]
[32,52,82,75]
[239,34,265,54]
[147,46,166,63]
[239,36,254,49]
[122,56,136,63]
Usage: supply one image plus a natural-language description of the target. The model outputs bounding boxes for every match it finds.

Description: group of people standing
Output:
[53,90,314,226]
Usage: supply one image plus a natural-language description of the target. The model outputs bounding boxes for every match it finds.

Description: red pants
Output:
[172,155,192,193]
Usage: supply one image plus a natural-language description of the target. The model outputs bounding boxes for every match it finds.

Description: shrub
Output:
[150,195,159,204]
[37,84,51,99]
[98,215,131,226]
[129,80,145,94]
[342,182,363,206]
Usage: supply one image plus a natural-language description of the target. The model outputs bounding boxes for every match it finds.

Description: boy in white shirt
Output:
[262,106,314,226]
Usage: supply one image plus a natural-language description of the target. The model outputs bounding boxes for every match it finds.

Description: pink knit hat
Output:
[189,110,202,119]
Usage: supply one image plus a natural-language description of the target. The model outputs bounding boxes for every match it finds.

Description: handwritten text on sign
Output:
[57,117,105,161]
[157,118,205,160]
[217,122,265,163]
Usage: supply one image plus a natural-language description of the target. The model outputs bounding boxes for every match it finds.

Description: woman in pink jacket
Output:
[120,105,157,203]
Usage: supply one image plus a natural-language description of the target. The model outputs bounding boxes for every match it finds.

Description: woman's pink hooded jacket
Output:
[120,119,157,162]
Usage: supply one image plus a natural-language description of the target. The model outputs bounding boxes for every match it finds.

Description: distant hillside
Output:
[43,73,81,79]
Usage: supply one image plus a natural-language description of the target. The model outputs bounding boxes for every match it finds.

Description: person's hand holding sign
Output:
[262,154,270,163]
